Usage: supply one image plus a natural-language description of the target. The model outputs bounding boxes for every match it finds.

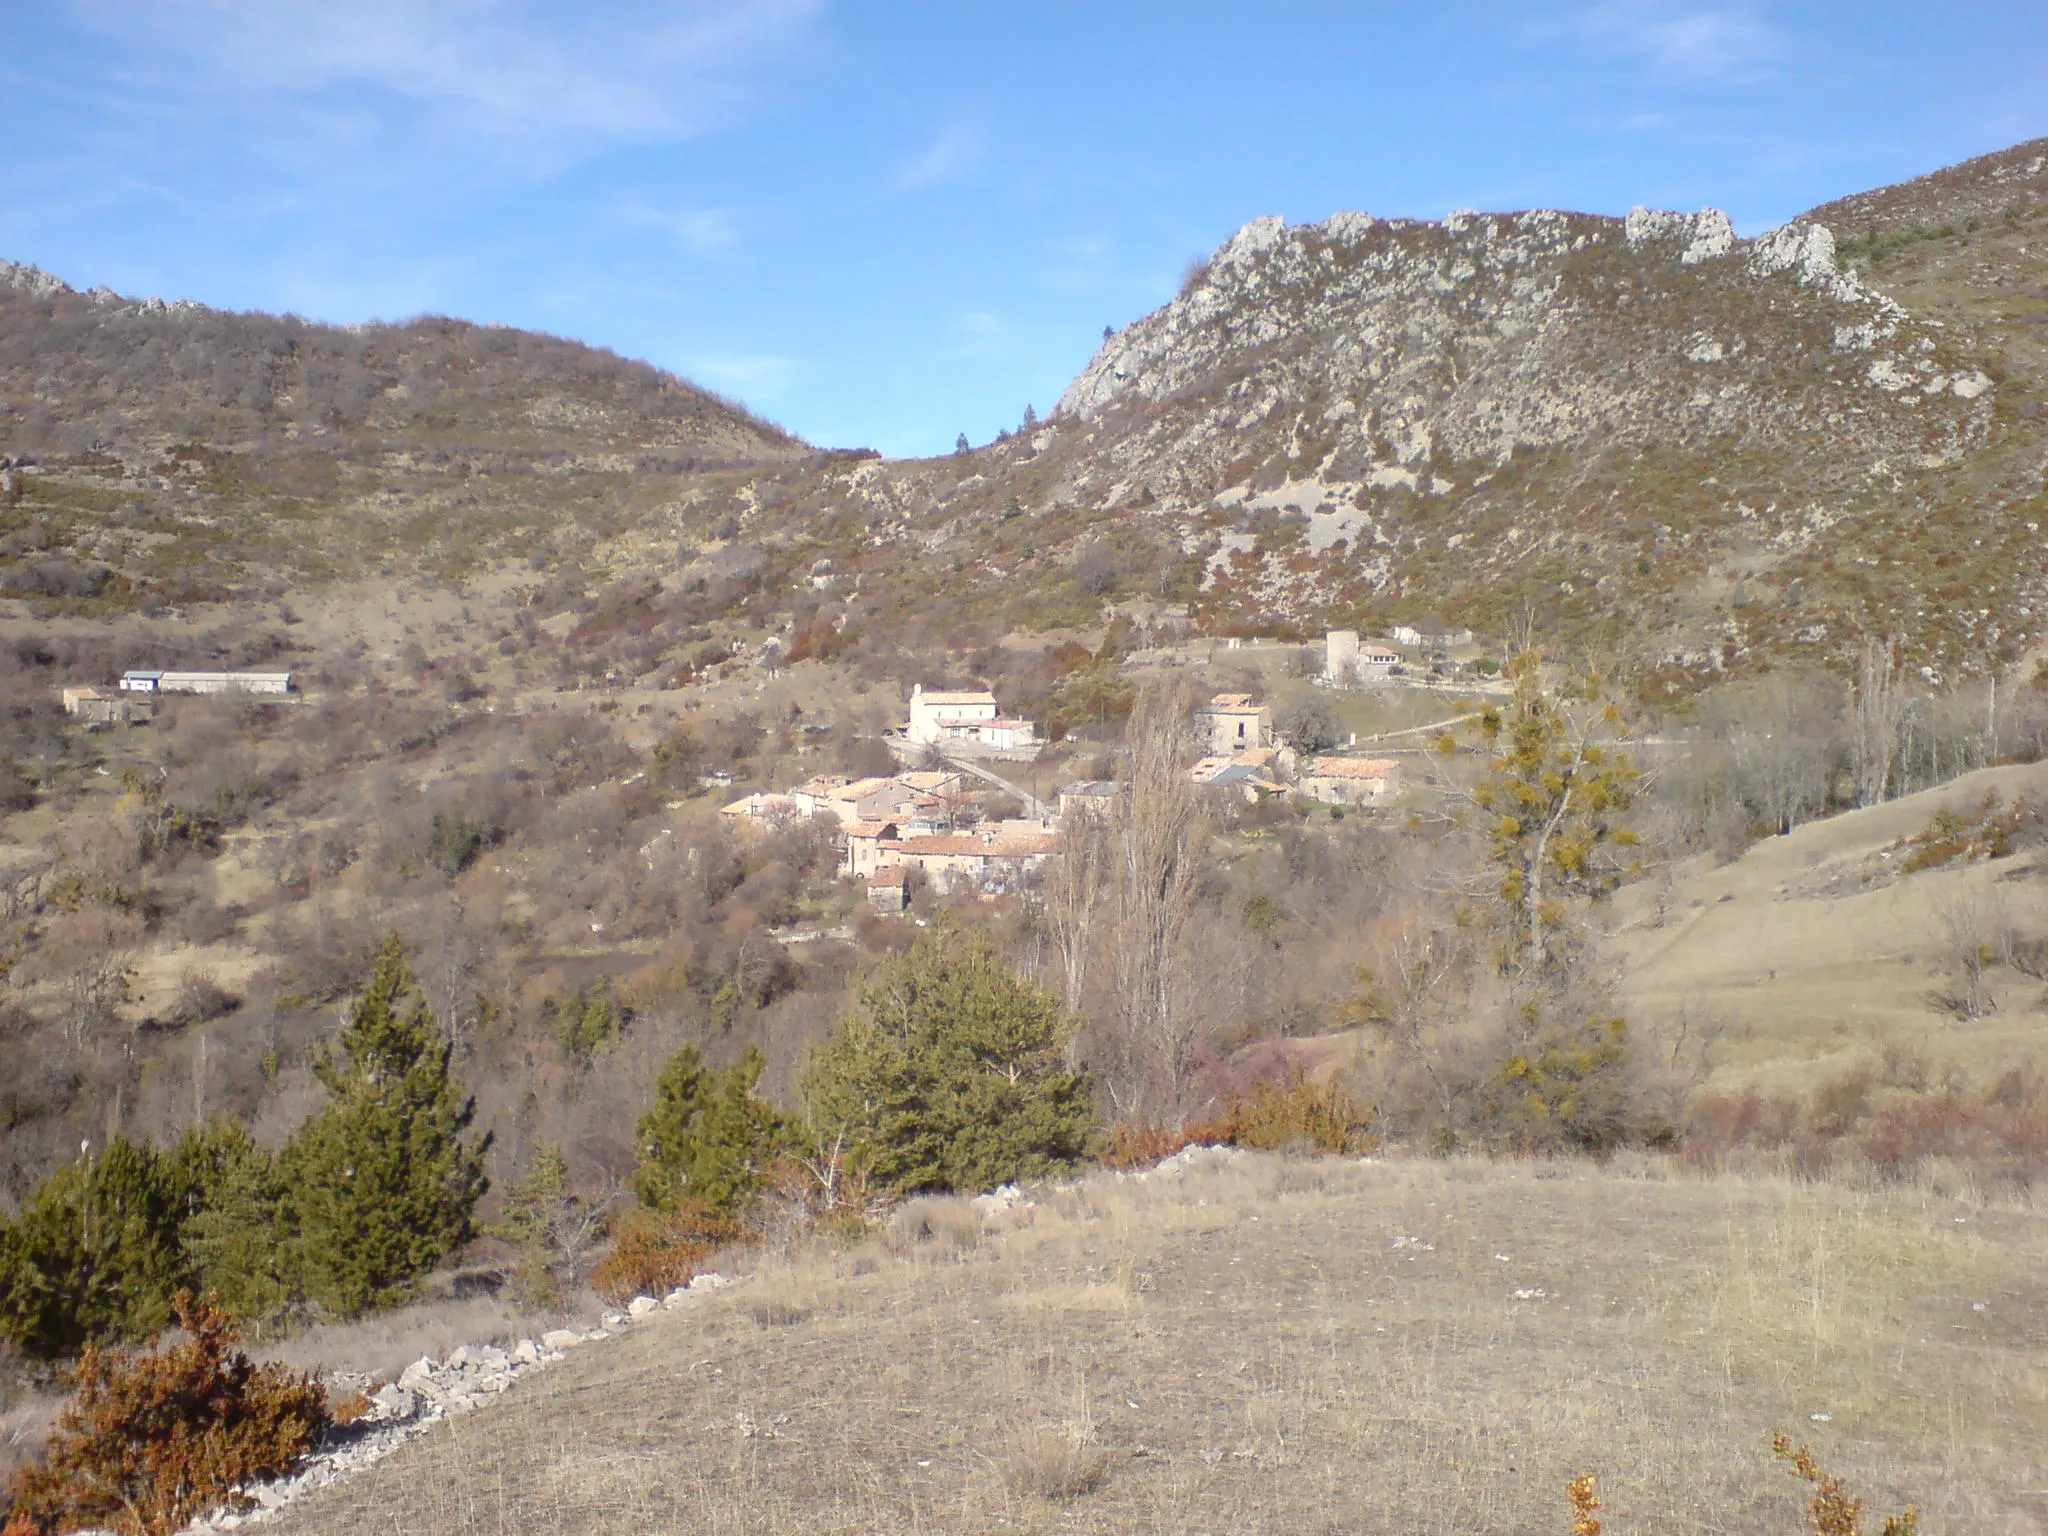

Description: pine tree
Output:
[0,1136,188,1359]
[804,932,1099,1197]
[628,1046,787,1220]
[171,1118,299,1326]
[282,936,490,1318]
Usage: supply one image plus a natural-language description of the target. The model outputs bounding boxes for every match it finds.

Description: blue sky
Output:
[3,3,2044,457]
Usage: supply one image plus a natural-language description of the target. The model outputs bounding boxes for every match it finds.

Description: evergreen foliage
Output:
[0,1135,188,1360]
[628,1046,787,1219]
[171,1118,299,1327]
[282,935,489,1318]
[490,1141,607,1307]
[804,932,1099,1197]
[546,981,632,1066]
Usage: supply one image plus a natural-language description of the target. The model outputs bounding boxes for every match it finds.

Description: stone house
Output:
[1299,756,1402,806]
[1196,692,1269,754]
[61,686,152,724]
[877,825,1058,894]
[866,864,911,915]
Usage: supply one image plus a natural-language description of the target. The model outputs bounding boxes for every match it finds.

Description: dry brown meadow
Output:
[272,1152,2046,1536]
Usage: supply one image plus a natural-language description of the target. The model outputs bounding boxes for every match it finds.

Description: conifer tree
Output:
[804,932,1099,1197]
[629,1046,788,1220]
[171,1117,299,1325]
[283,935,489,1318]
[0,1136,187,1359]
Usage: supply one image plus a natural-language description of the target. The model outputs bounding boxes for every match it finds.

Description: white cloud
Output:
[616,202,738,253]
[687,352,796,402]
[67,0,825,153]
[894,120,979,191]
[1576,2,1784,83]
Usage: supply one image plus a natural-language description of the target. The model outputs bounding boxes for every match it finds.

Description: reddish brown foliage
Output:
[1099,1073,1375,1170]
[3,1292,329,1536]
[588,1202,736,1305]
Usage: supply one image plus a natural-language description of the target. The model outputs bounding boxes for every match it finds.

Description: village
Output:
[44,636,1432,924]
[718,673,1404,916]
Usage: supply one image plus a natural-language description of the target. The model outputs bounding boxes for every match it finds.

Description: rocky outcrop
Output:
[1053,202,1987,496]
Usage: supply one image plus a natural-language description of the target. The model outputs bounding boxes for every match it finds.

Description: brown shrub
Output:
[1099,1073,1375,1170]
[1194,1072,1375,1155]
[2,1292,328,1536]
[588,1203,734,1305]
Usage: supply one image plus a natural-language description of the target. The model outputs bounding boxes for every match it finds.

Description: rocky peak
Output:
[1053,198,1986,495]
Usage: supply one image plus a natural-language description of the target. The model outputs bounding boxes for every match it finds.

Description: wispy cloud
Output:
[894,120,979,191]
[688,351,797,402]
[67,0,826,157]
[1575,2,1784,84]
[616,202,739,253]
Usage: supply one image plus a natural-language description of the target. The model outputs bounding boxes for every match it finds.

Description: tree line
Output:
[0,928,1097,1360]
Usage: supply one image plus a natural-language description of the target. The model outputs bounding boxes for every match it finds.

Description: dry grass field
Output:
[1609,761,2048,1099]
[270,1152,2046,1536]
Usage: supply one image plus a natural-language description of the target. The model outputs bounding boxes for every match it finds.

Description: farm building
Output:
[119,669,293,696]
[1299,756,1401,807]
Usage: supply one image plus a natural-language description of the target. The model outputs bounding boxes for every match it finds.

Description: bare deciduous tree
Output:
[1042,802,1110,1015]
[1851,635,1907,807]
[1102,686,1206,1118]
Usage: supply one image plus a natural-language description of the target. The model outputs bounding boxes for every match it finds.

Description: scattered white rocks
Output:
[180,1275,734,1533]
[1511,1288,1549,1301]
[1138,1143,1248,1180]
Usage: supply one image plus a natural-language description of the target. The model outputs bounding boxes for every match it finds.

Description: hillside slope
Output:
[733,139,2048,677]
[0,262,806,594]
[1608,759,2048,1092]
[266,1154,2047,1536]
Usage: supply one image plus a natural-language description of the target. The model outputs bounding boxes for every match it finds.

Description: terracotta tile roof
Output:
[1306,757,1400,779]
[886,832,1058,857]
[1204,692,1257,710]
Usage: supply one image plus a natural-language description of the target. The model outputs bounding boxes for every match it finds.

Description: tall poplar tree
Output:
[284,936,489,1317]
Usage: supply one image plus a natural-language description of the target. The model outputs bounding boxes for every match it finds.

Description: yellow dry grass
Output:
[1608,761,2048,1097]
[270,1153,2047,1536]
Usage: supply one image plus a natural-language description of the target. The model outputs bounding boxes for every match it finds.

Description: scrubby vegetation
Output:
[2,1292,328,1536]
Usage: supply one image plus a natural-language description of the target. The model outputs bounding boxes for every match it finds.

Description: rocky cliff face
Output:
[1053,203,1990,503]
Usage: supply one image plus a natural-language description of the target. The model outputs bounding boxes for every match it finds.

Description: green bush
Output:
[546,980,633,1066]
[804,932,1099,1198]
[171,1119,299,1329]
[0,1136,187,1360]
[628,1046,788,1220]
[282,935,490,1317]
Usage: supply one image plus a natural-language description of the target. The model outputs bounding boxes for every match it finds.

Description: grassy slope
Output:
[270,1154,2046,1536]
[1607,761,2048,1096]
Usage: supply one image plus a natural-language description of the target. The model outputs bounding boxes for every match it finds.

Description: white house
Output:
[904,685,1037,750]
[1390,622,1474,651]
